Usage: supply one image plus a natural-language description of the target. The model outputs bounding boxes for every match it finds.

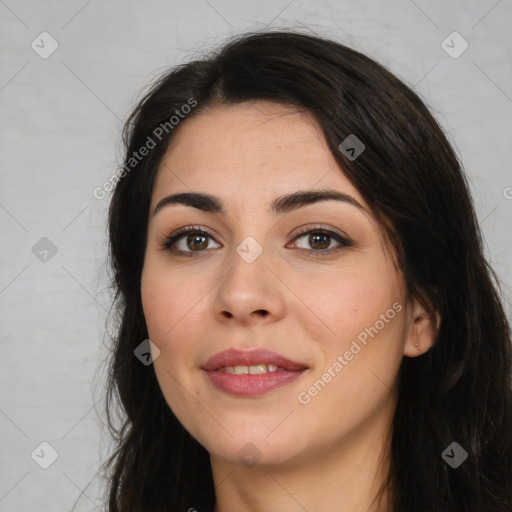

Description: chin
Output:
[200,429,305,469]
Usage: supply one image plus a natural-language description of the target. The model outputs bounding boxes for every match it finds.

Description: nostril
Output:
[221,310,267,318]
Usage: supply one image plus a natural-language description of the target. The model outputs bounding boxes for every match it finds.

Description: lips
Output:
[201,348,309,398]
[201,348,308,372]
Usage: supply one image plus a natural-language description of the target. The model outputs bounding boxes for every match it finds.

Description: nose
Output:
[211,244,286,326]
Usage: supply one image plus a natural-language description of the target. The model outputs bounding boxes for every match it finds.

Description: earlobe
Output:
[403,297,441,358]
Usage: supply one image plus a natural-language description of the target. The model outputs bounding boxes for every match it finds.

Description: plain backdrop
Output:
[1,1,511,510]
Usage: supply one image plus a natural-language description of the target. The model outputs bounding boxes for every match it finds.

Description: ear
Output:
[403,294,441,358]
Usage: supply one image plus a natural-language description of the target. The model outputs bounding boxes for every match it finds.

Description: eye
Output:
[160,226,220,257]
[160,224,352,257]
[288,226,352,256]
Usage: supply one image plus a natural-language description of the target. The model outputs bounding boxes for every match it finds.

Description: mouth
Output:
[215,364,289,374]
[201,348,309,397]
[201,348,308,372]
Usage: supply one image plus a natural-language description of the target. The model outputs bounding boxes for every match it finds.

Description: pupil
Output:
[189,234,207,250]
[311,234,329,250]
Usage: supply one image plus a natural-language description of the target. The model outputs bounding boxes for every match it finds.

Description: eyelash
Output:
[160,224,353,258]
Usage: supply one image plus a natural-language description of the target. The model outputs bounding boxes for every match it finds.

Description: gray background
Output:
[1,1,511,510]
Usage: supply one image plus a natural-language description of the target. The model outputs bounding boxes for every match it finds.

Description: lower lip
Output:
[203,369,306,397]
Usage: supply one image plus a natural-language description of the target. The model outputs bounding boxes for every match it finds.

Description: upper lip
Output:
[201,348,308,371]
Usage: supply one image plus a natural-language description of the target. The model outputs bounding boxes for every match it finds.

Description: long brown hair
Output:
[102,30,512,511]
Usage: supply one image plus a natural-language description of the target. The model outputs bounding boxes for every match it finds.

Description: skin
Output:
[141,101,439,512]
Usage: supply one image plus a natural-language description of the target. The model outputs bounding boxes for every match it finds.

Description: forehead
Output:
[152,101,366,211]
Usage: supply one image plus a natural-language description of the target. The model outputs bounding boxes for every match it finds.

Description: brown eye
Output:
[306,233,331,250]
[186,233,209,251]
[161,227,221,256]
[161,225,352,258]
[290,228,351,255]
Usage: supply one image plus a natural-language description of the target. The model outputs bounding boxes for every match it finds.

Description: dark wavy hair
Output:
[101,29,512,511]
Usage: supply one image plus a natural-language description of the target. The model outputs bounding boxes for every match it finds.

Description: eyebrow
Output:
[152,188,369,217]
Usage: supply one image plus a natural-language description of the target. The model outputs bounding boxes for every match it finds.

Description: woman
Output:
[102,30,512,511]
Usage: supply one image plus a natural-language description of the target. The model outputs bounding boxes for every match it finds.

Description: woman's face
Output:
[141,100,420,469]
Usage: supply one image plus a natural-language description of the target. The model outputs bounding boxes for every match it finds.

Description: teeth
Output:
[219,364,280,374]
[249,364,266,374]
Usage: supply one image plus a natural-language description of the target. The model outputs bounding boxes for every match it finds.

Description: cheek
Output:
[294,263,407,410]
[299,264,404,344]
[141,261,206,336]
[141,270,210,429]
[141,269,198,363]
[295,273,405,436]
